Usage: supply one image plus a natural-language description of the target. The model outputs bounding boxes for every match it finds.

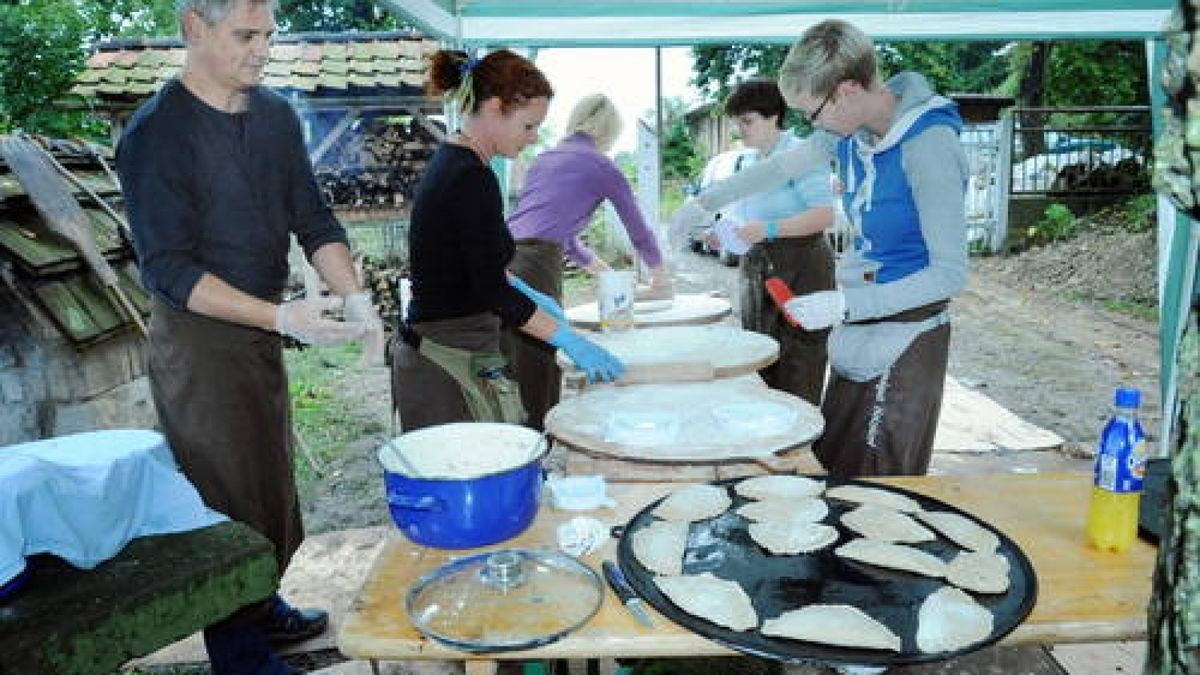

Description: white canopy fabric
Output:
[376,0,1173,46]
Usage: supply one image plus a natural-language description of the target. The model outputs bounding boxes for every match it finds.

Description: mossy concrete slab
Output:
[0,520,277,675]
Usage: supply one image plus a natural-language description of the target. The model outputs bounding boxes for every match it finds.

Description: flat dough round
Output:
[841,504,937,543]
[654,572,758,631]
[834,538,947,578]
[916,510,1000,553]
[734,475,825,500]
[826,484,923,513]
[555,325,777,380]
[749,521,840,555]
[566,293,732,329]
[632,520,690,575]
[653,484,731,522]
[946,550,1011,594]
[917,586,994,653]
[545,377,824,462]
[761,604,902,651]
[736,498,829,524]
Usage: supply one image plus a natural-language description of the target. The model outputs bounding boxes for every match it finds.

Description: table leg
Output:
[465,660,499,675]
[369,659,381,675]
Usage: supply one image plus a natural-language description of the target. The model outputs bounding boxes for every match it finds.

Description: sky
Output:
[532,47,702,154]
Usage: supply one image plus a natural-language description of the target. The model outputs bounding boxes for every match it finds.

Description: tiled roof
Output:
[72,31,439,103]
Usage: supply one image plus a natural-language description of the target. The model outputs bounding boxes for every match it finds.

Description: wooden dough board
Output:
[566,293,732,330]
[544,376,824,463]
[556,325,779,383]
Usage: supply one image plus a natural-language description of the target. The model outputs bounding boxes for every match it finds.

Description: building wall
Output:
[0,290,156,446]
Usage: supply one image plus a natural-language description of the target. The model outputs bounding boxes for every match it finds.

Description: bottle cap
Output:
[1114,387,1141,408]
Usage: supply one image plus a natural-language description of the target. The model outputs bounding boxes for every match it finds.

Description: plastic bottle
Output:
[1085,387,1148,552]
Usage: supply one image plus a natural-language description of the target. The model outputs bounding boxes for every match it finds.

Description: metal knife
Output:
[602,561,654,628]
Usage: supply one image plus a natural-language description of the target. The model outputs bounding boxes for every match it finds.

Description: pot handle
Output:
[386,491,444,511]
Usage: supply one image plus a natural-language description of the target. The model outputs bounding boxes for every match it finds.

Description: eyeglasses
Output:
[808,86,837,124]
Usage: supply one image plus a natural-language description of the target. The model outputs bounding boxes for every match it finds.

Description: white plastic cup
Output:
[597,270,635,331]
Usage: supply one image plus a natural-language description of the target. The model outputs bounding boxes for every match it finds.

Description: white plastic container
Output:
[597,270,635,331]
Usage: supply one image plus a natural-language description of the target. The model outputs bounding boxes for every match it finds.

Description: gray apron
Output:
[500,238,565,430]
[148,298,302,573]
[739,233,836,405]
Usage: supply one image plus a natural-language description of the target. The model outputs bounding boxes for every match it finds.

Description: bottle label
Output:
[1095,438,1146,493]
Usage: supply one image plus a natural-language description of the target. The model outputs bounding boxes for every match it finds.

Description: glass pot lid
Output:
[405,548,604,652]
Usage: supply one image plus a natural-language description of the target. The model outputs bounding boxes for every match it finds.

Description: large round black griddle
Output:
[616,477,1038,667]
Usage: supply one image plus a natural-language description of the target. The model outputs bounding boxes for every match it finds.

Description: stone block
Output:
[0,521,278,675]
[0,370,23,402]
[51,376,157,436]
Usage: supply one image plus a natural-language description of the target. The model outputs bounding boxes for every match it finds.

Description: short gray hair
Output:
[175,0,277,27]
[565,94,622,153]
[778,19,878,103]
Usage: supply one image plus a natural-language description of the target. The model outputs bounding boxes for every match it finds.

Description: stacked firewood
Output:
[361,254,409,328]
[316,116,440,212]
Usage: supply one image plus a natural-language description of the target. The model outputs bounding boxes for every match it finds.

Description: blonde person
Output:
[674,20,969,478]
[392,52,623,432]
[504,93,670,428]
[711,78,835,406]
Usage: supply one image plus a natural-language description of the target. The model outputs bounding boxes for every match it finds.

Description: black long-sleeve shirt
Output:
[406,144,535,327]
[116,78,347,308]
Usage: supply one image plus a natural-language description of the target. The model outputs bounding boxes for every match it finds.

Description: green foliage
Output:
[1000,41,1147,109]
[285,343,384,485]
[278,0,402,32]
[692,41,1009,103]
[1026,202,1078,245]
[657,96,703,181]
[0,1,89,135]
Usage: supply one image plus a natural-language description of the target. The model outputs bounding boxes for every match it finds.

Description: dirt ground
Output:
[298,226,1162,535]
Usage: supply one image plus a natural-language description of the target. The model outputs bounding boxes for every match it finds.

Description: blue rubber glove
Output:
[509,276,566,323]
[548,326,625,383]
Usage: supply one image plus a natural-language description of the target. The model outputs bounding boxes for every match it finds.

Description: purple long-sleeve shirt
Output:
[507,133,663,268]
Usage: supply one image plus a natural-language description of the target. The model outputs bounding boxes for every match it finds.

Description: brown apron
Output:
[392,312,521,431]
[500,238,565,430]
[813,301,952,477]
[147,299,302,573]
[740,234,836,405]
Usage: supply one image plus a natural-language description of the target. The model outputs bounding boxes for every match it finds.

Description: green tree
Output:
[0,1,90,136]
[657,97,702,181]
[279,0,401,32]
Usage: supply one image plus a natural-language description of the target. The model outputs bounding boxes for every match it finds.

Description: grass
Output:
[1100,298,1159,322]
[284,342,386,487]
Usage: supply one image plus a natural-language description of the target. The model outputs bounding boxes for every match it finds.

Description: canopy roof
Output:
[376,0,1174,46]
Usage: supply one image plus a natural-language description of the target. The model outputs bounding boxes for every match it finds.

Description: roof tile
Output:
[75,32,436,103]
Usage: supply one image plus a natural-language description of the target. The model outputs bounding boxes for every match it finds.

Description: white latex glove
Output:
[713,217,751,255]
[784,290,847,330]
[668,198,715,249]
[344,291,386,366]
[276,296,367,346]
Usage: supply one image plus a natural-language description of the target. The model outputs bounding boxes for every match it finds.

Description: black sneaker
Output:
[265,595,329,644]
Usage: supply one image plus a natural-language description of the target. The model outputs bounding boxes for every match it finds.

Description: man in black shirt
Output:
[116,1,382,673]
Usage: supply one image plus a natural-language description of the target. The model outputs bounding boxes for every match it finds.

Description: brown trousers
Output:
[740,234,836,405]
[500,238,565,431]
[391,312,504,432]
[148,299,302,574]
[813,304,952,478]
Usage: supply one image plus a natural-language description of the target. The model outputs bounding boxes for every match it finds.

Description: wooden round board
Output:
[544,377,823,462]
[566,293,732,330]
[554,325,779,380]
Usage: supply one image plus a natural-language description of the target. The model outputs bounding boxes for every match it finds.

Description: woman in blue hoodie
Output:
[675,19,969,477]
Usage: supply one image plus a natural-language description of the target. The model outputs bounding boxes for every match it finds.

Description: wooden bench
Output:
[0,521,277,675]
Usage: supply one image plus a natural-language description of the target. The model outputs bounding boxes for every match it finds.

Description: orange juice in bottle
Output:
[1085,387,1147,552]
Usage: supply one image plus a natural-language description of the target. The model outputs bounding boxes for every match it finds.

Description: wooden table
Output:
[338,474,1156,674]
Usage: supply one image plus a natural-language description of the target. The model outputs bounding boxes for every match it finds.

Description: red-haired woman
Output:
[391,49,623,430]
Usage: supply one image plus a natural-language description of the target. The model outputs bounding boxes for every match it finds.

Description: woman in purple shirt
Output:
[504,93,671,428]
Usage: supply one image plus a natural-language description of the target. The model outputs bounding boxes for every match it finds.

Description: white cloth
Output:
[713,217,752,255]
[0,429,227,586]
[784,290,846,329]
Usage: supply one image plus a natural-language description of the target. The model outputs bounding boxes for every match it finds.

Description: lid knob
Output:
[480,550,527,590]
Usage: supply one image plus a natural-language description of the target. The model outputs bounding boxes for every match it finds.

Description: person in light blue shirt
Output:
[713,78,835,405]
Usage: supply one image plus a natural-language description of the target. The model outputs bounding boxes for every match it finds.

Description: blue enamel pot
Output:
[379,423,548,549]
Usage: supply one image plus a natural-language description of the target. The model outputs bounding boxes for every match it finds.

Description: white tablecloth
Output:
[0,429,226,587]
